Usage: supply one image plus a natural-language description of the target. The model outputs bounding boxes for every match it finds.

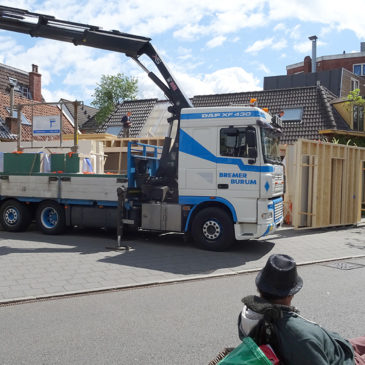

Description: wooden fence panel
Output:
[285,139,365,228]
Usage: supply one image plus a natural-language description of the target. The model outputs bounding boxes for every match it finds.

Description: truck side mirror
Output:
[248,148,257,159]
[246,127,256,148]
[246,127,257,162]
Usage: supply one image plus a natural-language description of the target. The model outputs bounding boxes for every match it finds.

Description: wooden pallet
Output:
[285,139,365,228]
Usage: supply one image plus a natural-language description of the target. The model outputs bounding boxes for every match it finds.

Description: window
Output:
[353,105,364,131]
[261,127,281,164]
[5,108,31,125]
[8,77,31,99]
[281,108,303,123]
[351,78,360,91]
[353,64,365,76]
[105,126,123,136]
[220,127,248,158]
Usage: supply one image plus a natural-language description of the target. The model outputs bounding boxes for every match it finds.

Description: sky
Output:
[1,0,365,106]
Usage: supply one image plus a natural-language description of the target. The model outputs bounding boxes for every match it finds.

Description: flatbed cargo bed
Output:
[0,172,128,205]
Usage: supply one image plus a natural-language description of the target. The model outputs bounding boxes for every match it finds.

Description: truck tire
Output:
[36,201,66,235]
[0,199,32,232]
[191,207,234,251]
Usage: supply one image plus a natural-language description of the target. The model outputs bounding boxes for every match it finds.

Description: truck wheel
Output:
[191,207,234,251]
[36,201,65,235]
[0,199,32,232]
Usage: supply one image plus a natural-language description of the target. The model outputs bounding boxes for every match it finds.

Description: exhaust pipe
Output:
[308,35,318,72]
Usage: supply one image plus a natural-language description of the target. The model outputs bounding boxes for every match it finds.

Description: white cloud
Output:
[289,24,301,40]
[294,40,326,54]
[42,88,76,103]
[174,67,261,97]
[272,39,287,50]
[258,64,270,74]
[274,23,286,32]
[245,38,274,54]
[135,65,260,100]
[206,36,227,49]
[268,0,365,38]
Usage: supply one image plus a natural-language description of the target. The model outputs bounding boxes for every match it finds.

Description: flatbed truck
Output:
[0,6,284,251]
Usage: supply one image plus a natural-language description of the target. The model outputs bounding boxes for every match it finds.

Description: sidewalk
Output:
[0,223,365,303]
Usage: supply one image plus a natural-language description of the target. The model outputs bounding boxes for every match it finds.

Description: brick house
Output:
[0,63,74,142]
[286,42,365,78]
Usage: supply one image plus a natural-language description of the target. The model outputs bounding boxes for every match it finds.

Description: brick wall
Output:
[288,55,365,75]
[341,69,365,98]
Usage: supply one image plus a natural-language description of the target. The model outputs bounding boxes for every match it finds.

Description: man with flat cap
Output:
[238,254,365,364]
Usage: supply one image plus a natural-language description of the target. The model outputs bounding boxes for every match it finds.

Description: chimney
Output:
[308,35,318,72]
[5,117,18,135]
[361,42,365,52]
[29,64,42,102]
[303,56,312,73]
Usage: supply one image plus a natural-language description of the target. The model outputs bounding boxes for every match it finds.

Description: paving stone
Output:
[0,224,364,302]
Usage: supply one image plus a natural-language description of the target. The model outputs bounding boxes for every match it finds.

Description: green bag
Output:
[217,337,272,365]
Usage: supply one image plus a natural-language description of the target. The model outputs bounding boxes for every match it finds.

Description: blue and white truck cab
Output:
[178,105,284,243]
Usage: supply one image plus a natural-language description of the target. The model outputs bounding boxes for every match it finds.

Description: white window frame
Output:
[351,78,360,91]
[353,63,365,76]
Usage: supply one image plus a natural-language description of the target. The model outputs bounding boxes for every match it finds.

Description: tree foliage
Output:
[91,73,138,124]
[345,88,365,111]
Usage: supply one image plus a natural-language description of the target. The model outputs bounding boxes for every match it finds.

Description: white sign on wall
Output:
[33,115,61,136]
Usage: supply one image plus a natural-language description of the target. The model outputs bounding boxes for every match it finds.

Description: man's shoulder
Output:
[277,312,322,339]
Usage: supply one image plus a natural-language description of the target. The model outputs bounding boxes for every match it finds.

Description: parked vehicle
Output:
[0,6,284,250]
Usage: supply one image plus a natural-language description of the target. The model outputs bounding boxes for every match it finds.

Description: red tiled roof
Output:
[0,91,74,141]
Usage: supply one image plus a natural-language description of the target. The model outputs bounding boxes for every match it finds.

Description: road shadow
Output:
[97,233,275,275]
[0,227,275,275]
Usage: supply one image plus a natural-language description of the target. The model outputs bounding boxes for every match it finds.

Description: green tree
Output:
[91,73,138,124]
[345,88,365,110]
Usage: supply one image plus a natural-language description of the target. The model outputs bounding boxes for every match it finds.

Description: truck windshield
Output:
[260,127,281,164]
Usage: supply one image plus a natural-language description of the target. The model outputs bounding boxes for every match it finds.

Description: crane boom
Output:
[0,5,193,117]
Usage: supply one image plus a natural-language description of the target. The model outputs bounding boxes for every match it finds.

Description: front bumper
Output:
[234,197,283,240]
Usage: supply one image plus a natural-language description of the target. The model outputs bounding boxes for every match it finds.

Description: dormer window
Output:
[281,108,303,123]
[5,107,31,125]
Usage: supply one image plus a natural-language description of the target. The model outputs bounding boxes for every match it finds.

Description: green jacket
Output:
[274,311,354,365]
[239,296,354,365]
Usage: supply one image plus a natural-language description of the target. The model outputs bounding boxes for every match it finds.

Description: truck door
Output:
[216,126,260,220]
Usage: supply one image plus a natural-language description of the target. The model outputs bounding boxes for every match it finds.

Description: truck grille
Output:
[273,198,283,223]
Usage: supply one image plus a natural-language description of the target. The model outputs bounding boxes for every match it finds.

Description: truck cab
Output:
[177,105,284,249]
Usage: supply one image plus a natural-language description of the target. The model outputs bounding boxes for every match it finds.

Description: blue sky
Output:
[1,0,365,105]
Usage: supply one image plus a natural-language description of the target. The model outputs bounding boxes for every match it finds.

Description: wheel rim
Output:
[202,219,222,240]
[4,207,19,225]
[41,207,58,229]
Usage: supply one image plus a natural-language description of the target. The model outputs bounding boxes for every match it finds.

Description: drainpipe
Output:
[9,84,14,116]
[308,35,318,72]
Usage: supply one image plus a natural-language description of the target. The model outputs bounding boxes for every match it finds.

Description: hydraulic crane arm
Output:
[0,6,193,119]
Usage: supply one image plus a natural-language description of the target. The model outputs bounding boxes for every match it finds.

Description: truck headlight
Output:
[261,212,273,219]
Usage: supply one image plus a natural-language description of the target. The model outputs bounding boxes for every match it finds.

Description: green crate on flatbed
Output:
[65,153,80,173]
[50,153,66,172]
[4,153,41,174]
[50,153,80,173]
